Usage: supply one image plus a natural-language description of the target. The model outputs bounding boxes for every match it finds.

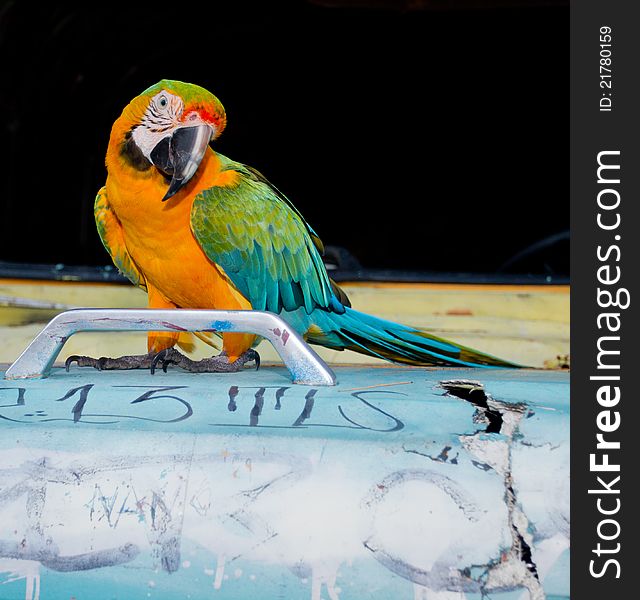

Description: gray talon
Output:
[150,348,175,374]
[62,348,260,375]
[62,353,155,371]
[248,349,260,370]
[65,356,79,372]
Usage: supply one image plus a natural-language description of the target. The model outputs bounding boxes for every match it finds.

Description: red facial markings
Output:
[197,107,219,126]
[183,106,218,126]
[182,102,226,136]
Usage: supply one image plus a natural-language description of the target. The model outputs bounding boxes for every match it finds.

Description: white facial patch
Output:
[131,91,184,159]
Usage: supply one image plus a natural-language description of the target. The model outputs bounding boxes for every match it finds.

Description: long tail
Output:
[295,308,520,368]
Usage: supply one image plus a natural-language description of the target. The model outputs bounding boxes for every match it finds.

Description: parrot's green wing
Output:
[94,186,147,291]
[190,155,345,315]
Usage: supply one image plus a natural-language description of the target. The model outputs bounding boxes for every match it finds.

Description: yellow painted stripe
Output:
[0,277,570,294]
[0,278,125,288]
[340,281,570,293]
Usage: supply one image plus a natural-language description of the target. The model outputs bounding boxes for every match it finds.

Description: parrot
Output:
[67,79,517,374]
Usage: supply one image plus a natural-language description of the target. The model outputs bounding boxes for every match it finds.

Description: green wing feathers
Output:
[94,187,147,291]
[191,156,345,315]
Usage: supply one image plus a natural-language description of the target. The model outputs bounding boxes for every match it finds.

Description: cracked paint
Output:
[440,379,568,599]
[0,367,568,600]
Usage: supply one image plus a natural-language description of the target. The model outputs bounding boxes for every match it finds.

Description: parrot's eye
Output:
[158,95,168,108]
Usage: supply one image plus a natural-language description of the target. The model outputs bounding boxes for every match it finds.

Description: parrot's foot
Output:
[150,348,260,374]
[65,353,155,371]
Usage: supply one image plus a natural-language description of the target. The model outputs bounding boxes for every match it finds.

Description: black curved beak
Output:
[150,124,212,201]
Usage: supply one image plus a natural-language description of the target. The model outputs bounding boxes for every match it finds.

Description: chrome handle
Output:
[4,308,336,386]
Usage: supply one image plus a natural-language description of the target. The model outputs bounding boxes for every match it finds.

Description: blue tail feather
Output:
[284,307,519,368]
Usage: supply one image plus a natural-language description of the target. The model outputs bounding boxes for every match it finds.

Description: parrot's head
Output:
[118,80,227,201]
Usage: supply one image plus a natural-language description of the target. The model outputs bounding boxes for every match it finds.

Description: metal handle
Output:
[4,308,336,386]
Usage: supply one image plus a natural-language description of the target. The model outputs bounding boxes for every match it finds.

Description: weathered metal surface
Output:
[4,309,336,386]
[0,366,569,599]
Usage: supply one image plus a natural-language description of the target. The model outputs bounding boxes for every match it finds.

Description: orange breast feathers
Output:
[103,105,254,359]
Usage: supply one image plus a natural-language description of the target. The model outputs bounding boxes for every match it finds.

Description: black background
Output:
[0,0,568,276]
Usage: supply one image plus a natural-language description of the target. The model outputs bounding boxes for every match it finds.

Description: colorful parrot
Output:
[67,80,516,373]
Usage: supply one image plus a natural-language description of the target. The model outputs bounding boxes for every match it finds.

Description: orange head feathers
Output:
[109,80,227,200]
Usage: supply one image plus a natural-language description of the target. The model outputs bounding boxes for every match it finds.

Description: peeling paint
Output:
[440,379,568,599]
[0,368,568,599]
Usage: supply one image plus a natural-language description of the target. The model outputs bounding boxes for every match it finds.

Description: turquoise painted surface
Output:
[0,367,569,599]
